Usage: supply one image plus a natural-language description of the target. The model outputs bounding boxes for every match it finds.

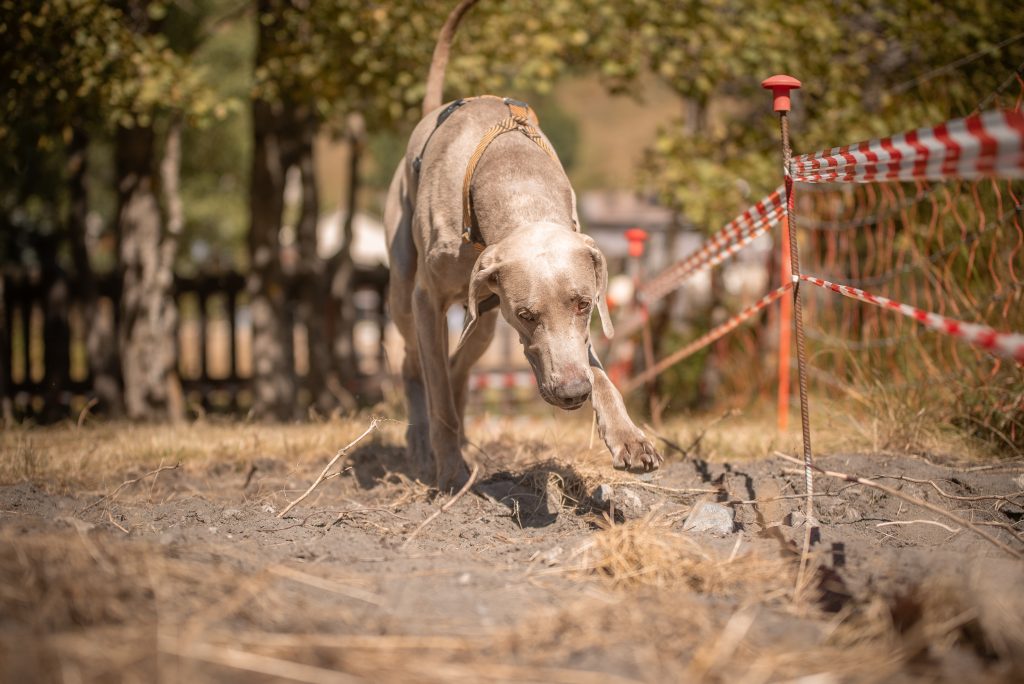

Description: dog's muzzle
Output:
[550,378,591,410]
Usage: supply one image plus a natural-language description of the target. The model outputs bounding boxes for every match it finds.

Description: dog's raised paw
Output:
[609,430,663,472]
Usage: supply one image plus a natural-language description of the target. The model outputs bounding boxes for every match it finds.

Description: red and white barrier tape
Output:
[623,282,793,393]
[617,210,779,340]
[792,109,1024,183]
[800,274,1024,362]
[614,306,648,341]
[638,186,786,304]
[470,370,535,391]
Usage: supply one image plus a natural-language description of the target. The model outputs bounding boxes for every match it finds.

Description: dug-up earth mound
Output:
[1,417,1022,683]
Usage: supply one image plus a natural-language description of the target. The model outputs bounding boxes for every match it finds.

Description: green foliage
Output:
[0,0,221,144]
[177,8,255,269]
[572,0,1024,230]
[4,0,1021,269]
[250,0,588,128]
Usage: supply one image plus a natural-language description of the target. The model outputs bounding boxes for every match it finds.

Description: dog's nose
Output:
[553,379,591,408]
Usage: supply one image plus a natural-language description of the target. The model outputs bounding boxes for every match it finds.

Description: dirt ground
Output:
[1,414,1023,683]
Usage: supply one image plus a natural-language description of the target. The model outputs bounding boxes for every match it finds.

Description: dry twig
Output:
[79,462,181,513]
[876,519,961,534]
[161,640,359,684]
[401,465,480,550]
[106,510,130,534]
[774,452,1023,560]
[975,520,1024,542]
[76,397,99,429]
[277,419,381,518]
[872,474,1024,504]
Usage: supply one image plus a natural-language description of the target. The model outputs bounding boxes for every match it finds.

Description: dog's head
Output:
[457,223,613,410]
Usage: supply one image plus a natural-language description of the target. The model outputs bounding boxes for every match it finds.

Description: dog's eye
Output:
[576,299,592,314]
[518,309,536,322]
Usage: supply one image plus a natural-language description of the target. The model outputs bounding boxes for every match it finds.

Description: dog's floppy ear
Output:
[457,246,499,352]
[580,234,614,339]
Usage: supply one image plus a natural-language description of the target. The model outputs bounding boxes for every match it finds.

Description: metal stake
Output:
[762,75,817,535]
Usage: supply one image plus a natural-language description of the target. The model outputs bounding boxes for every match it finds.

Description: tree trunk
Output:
[116,123,182,421]
[327,112,366,405]
[158,118,186,420]
[66,128,124,416]
[0,274,12,426]
[248,95,296,420]
[38,235,70,423]
[292,107,334,414]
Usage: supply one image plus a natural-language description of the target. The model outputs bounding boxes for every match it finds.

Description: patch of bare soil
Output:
[1,420,1023,683]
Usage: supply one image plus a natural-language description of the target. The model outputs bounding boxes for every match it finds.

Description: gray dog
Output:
[384,0,663,488]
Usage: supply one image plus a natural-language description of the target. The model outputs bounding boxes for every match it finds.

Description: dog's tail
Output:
[422,0,481,116]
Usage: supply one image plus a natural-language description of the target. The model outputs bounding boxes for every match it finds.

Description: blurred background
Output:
[1,1,1021,451]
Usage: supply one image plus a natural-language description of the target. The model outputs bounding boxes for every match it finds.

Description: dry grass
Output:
[574,515,789,594]
[5,519,1016,684]
[0,417,405,489]
[2,414,1022,682]
[1,397,1009,492]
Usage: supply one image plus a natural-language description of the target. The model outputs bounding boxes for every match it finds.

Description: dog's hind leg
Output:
[450,308,498,441]
[385,165,432,479]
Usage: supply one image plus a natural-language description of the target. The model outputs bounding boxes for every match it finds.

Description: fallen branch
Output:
[876,519,961,534]
[728,491,842,505]
[79,462,181,513]
[627,481,718,496]
[277,419,381,519]
[915,455,1024,472]
[401,465,480,550]
[872,474,1024,504]
[161,640,359,684]
[975,520,1024,542]
[774,452,1022,560]
[267,564,382,605]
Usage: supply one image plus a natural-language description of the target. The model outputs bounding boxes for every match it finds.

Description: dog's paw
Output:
[435,450,471,493]
[407,425,433,482]
[608,428,663,472]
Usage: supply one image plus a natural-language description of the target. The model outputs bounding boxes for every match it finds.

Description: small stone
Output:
[682,501,735,535]
[592,484,615,507]
[537,546,564,566]
[457,572,472,585]
[617,487,644,516]
[788,510,820,528]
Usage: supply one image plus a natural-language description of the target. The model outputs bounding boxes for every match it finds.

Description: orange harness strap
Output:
[460,98,561,249]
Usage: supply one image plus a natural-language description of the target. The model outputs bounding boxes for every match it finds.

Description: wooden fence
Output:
[2,266,389,420]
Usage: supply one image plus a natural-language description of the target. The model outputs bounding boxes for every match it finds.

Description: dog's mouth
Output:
[529,354,590,411]
[559,399,587,411]
[538,387,589,411]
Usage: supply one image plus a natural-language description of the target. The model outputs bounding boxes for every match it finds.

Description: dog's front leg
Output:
[450,308,499,440]
[588,346,663,471]
[412,284,469,489]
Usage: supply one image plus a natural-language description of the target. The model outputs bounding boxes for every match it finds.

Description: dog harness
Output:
[413,95,564,250]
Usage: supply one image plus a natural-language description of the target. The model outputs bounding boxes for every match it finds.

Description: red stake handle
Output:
[625,227,648,258]
[761,74,801,113]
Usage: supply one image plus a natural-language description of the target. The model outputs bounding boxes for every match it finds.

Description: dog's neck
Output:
[479,219,576,248]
